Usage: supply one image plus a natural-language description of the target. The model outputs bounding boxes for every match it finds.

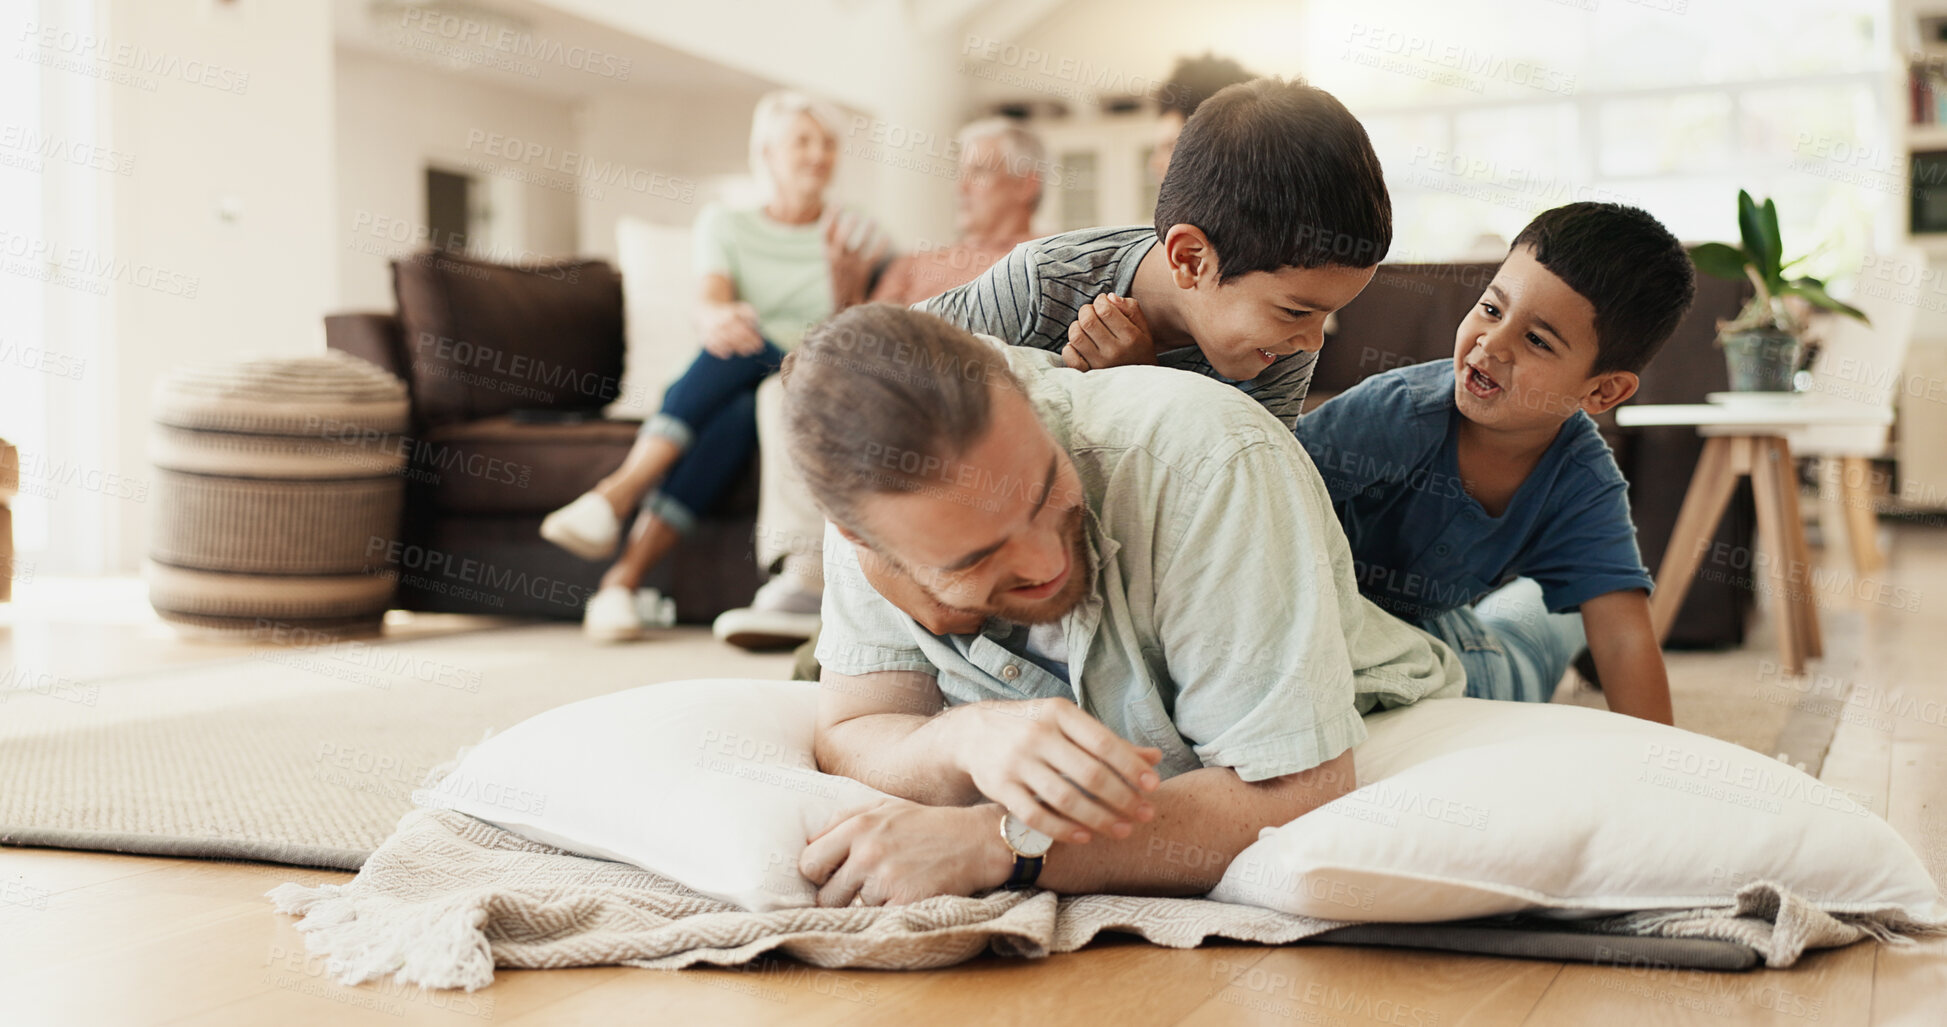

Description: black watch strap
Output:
[1003,854,1044,891]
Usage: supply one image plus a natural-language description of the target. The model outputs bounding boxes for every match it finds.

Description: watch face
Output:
[1003,813,1053,857]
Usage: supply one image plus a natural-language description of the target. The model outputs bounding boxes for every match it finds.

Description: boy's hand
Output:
[1063,293,1153,371]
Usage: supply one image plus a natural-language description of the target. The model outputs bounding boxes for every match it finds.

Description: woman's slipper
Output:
[541,492,620,561]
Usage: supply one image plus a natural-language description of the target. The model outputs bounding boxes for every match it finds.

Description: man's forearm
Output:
[1036,752,1355,896]
[816,711,981,807]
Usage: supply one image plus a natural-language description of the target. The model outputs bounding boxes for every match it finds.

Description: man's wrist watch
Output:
[999,811,1053,890]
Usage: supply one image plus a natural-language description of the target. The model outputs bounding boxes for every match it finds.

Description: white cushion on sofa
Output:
[1209,698,1941,922]
[414,678,886,912]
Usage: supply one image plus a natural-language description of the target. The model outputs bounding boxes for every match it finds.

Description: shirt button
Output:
[1000,664,1021,681]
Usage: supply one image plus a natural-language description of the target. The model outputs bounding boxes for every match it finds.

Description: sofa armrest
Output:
[326,312,408,384]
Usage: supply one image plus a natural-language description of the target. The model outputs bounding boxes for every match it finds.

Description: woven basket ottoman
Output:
[148,353,410,640]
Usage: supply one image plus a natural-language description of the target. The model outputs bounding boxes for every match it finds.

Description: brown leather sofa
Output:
[1314,264,1756,648]
[325,250,761,623]
[329,249,1751,646]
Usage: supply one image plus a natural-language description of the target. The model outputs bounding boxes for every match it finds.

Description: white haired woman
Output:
[540,89,886,640]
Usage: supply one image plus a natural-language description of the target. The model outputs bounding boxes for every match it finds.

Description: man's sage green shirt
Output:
[815,343,1464,783]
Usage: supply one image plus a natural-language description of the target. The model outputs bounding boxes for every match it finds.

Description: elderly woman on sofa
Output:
[539,89,884,641]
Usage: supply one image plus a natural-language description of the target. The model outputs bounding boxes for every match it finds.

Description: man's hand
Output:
[1063,293,1153,371]
[825,209,890,311]
[800,800,1013,906]
[698,301,765,358]
[949,697,1162,844]
[854,540,987,636]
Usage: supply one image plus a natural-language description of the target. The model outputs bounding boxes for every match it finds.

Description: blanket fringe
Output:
[264,881,496,992]
[1835,908,1947,945]
[1599,882,1945,969]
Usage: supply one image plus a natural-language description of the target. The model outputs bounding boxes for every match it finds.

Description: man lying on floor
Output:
[778,303,1465,907]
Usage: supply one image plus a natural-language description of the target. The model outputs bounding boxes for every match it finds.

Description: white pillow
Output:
[418,681,1939,924]
[1209,698,1941,922]
[414,678,886,912]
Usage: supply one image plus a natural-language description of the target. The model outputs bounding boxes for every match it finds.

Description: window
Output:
[1302,0,1889,285]
[1,0,113,575]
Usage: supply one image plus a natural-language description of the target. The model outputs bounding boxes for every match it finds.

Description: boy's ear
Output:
[1161,223,1216,288]
[1580,370,1639,416]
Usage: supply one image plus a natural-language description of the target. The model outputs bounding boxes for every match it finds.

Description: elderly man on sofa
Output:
[776,303,1462,906]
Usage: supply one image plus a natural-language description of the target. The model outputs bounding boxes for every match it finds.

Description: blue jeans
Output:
[638,341,785,534]
[1421,578,1585,704]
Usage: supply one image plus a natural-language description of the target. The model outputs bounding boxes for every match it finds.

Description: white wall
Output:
[543,0,971,249]
[959,0,1306,112]
[103,0,337,572]
[72,0,978,571]
[539,0,944,114]
[570,85,763,257]
[334,47,582,311]
[331,51,766,416]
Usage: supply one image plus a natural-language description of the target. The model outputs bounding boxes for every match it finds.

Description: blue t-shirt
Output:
[1294,359,1653,624]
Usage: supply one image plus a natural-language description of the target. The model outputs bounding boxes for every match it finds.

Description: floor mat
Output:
[0,624,790,867]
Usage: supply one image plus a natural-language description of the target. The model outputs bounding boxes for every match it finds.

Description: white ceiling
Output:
[332,0,779,101]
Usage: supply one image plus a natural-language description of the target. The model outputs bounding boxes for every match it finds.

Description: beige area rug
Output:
[1553,607,1862,770]
[0,606,1825,873]
[0,625,790,868]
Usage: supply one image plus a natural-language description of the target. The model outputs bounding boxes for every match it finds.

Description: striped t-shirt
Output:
[914,226,1317,429]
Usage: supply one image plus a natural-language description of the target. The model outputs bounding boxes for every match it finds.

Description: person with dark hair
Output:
[1294,202,1699,724]
[782,75,1390,664]
[778,303,1461,905]
[922,77,1390,431]
[1151,53,1255,182]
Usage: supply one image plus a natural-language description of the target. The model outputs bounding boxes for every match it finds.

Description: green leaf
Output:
[1784,277,1870,325]
[1760,198,1783,282]
[1689,242,1751,281]
[1737,190,1779,288]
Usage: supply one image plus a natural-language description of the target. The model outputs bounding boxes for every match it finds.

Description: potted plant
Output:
[1689,190,1869,392]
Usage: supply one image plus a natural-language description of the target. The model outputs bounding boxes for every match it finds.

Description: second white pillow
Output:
[1210,698,1940,922]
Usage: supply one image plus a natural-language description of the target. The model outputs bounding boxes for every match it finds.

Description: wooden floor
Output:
[3,527,1946,1026]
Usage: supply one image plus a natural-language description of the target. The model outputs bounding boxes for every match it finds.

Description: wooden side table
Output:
[1616,403,1889,675]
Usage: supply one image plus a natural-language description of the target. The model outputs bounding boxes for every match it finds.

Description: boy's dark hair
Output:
[1158,53,1255,120]
[1154,77,1391,279]
[1511,202,1697,375]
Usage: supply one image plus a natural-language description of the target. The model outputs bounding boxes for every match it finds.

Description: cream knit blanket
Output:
[267,809,1941,992]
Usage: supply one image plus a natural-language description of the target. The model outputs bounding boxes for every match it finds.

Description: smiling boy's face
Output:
[1165,226,1376,381]
[1452,244,1635,434]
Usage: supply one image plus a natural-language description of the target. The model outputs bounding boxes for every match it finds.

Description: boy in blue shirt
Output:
[1295,203,1696,724]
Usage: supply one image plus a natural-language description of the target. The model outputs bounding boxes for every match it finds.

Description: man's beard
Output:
[986,502,1091,625]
